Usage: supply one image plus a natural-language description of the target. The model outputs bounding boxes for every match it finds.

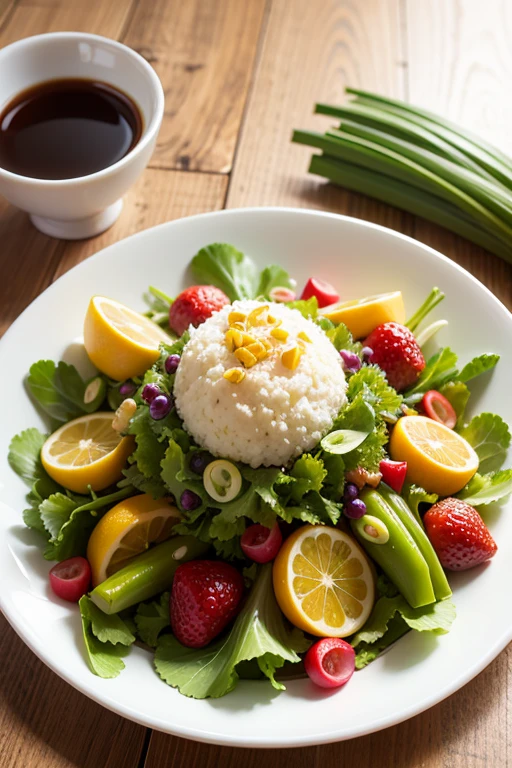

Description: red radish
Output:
[300,278,340,308]
[49,557,91,602]
[421,390,457,429]
[304,638,355,689]
[269,286,296,303]
[379,459,408,494]
[241,523,282,563]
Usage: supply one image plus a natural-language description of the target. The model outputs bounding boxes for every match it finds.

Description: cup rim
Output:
[0,31,165,186]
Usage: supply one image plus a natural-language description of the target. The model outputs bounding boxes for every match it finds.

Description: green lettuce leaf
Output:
[354,615,409,669]
[190,243,288,303]
[460,413,510,473]
[402,484,438,525]
[327,322,362,355]
[286,297,318,319]
[351,595,456,668]
[79,596,132,678]
[439,380,470,427]
[457,469,512,506]
[41,487,134,561]
[160,439,208,512]
[256,266,293,298]
[333,394,387,471]
[289,454,326,502]
[27,360,93,423]
[135,592,170,647]
[346,365,402,416]
[120,465,169,498]
[8,428,48,485]
[344,420,389,472]
[404,348,458,402]
[22,477,61,537]
[458,354,500,383]
[191,243,258,301]
[154,564,310,698]
[321,453,345,501]
[86,597,136,645]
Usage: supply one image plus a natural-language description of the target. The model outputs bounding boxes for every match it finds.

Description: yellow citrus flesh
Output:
[319,291,405,339]
[273,525,375,638]
[87,494,181,586]
[390,415,479,495]
[41,412,134,494]
[84,296,170,380]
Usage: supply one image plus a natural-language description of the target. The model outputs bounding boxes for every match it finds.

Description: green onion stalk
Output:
[292,89,512,262]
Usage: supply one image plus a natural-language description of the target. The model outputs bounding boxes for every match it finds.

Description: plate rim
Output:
[1,206,511,748]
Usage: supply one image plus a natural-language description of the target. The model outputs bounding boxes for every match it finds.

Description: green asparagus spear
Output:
[90,536,208,614]
[351,488,435,608]
[378,484,452,602]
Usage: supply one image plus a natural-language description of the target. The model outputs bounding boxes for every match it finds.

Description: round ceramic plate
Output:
[1,208,511,748]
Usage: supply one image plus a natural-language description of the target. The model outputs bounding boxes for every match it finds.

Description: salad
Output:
[8,242,511,698]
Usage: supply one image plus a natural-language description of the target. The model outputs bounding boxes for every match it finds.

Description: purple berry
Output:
[142,383,160,404]
[119,381,136,397]
[343,482,359,502]
[149,394,173,420]
[180,489,202,511]
[344,498,367,520]
[339,349,361,374]
[189,451,212,475]
[165,354,181,375]
[362,346,374,363]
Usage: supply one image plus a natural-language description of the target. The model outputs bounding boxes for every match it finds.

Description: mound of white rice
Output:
[174,300,346,468]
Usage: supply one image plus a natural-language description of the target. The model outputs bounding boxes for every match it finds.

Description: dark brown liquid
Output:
[0,78,143,180]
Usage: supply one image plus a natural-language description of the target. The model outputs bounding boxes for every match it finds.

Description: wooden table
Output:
[0,0,510,765]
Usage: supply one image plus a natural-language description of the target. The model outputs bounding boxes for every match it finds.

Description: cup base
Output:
[30,199,123,240]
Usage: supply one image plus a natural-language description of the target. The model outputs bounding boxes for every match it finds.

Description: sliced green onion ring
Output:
[203,459,242,503]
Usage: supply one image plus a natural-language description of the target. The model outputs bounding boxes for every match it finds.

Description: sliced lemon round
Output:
[41,412,134,494]
[320,291,405,339]
[87,493,181,585]
[273,525,375,637]
[84,296,170,380]
[390,415,479,495]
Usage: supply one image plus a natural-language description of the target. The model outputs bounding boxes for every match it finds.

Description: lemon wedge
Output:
[87,494,181,586]
[390,415,479,495]
[273,525,375,637]
[320,291,405,339]
[41,412,134,494]
[84,296,169,380]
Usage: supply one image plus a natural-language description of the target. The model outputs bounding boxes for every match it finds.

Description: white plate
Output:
[0,208,511,748]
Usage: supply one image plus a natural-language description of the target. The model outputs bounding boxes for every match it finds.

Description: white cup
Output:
[0,32,164,239]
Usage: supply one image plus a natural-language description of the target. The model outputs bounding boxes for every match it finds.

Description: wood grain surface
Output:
[0,0,511,766]
[124,0,267,172]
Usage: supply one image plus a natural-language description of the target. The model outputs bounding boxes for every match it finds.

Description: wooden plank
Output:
[144,646,511,767]
[123,0,267,173]
[52,168,228,279]
[0,614,146,768]
[405,0,512,313]
[226,0,408,236]
[406,0,512,156]
[0,0,135,45]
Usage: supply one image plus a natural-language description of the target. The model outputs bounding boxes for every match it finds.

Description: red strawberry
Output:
[170,560,244,648]
[423,497,497,571]
[169,285,230,336]
[364,322,426,391]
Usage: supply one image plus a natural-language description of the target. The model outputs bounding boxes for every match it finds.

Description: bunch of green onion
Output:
[292,89,512,261]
